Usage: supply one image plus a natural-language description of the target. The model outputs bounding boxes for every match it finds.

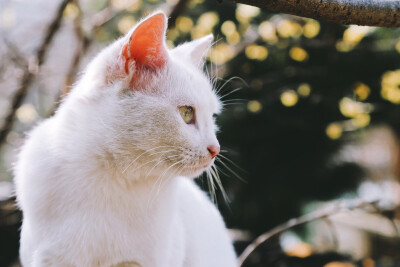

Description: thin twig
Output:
[62,0,91,97]
[322,218,339,251]
[2,39,28,68]
[237,199,379,266]
[0,40,27,87]
[49,0,118,115]
[84,5,115,29]
[0,0,72,145]
[66,0,118,87]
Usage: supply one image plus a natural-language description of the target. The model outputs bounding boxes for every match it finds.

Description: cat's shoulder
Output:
[16,117,61,174]
[24,116,57,142]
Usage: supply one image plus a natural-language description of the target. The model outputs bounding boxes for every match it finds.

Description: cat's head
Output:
[69,12,221,180]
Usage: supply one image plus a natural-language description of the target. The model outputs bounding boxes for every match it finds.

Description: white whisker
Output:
[215,156,246,183]
[122,146,183,173]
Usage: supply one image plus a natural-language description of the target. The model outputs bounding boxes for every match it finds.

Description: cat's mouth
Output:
[171,156,215,177]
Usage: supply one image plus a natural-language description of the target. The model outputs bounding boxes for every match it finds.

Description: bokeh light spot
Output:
[191,26,208,39]
[16,104,37,123]
[289,46,308,62]
[343,25,374,45]
[353,82,370,101]
[285,242,313,258]
[277,20,302,38]
[337,25,375,52]
[381,69,400,104]
[247,100,262,113]
[209,43,235,65]
[226,31,241,45]
[326,123,342,140]
[126,0,142,12]
[221,21,236,36]
[297,83,311,97]
[245,44,268,61]
[198,12,219,31]
[303,20,320,38]
[280,90,298,107]
[167,28,180,41]
[339,97,366,117]
[236,4,260,23]
[352,113,370,128]
[258,21,278,44]
[221,21,241,45]
[63,2,79,20]
[117,16,136,34]
[191,12,218,39]
[336,40,353,52]
[176,16,193,33]
[111,0,132,10]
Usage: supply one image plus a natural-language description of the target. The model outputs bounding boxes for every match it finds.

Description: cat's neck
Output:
[60,154,180,213]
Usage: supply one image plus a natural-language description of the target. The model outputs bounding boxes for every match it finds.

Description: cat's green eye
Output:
[179,106,194,124]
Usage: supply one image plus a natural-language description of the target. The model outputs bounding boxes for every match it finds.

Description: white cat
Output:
[14,11,237,267]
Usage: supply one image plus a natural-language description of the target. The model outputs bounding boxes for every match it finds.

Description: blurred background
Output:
[1,0,400,266]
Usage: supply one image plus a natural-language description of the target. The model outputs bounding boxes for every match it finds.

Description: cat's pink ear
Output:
[173,34,214,67]
[121,12,168,73]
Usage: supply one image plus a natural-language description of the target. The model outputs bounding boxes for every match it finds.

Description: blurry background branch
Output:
[2,40,27,69]
[227,0,400,27]
[0,0,72,145]
[62,0,117,98]
[238,199,388,266]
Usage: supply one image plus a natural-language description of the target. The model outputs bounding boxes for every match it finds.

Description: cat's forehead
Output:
[166,59,221,113]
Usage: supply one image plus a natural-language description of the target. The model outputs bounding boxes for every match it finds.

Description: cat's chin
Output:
[182,169,206,179]
[180,161,214,178]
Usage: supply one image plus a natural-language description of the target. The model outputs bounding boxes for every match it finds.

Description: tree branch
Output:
[0,0,72,145]
[228,0,400,27]
[63,0,93,97]
[50,0,118,114]
[237,199,380,266]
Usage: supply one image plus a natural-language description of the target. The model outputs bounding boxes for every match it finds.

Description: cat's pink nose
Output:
[207,145,220,158]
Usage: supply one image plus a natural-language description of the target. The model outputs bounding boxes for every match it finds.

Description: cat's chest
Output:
[97,217,185,267]
[71,191,185,266]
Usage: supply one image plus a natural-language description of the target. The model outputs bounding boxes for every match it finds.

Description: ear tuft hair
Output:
[173,34,214,67]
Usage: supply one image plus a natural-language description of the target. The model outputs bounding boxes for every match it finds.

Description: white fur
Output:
[14,12,236,267]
